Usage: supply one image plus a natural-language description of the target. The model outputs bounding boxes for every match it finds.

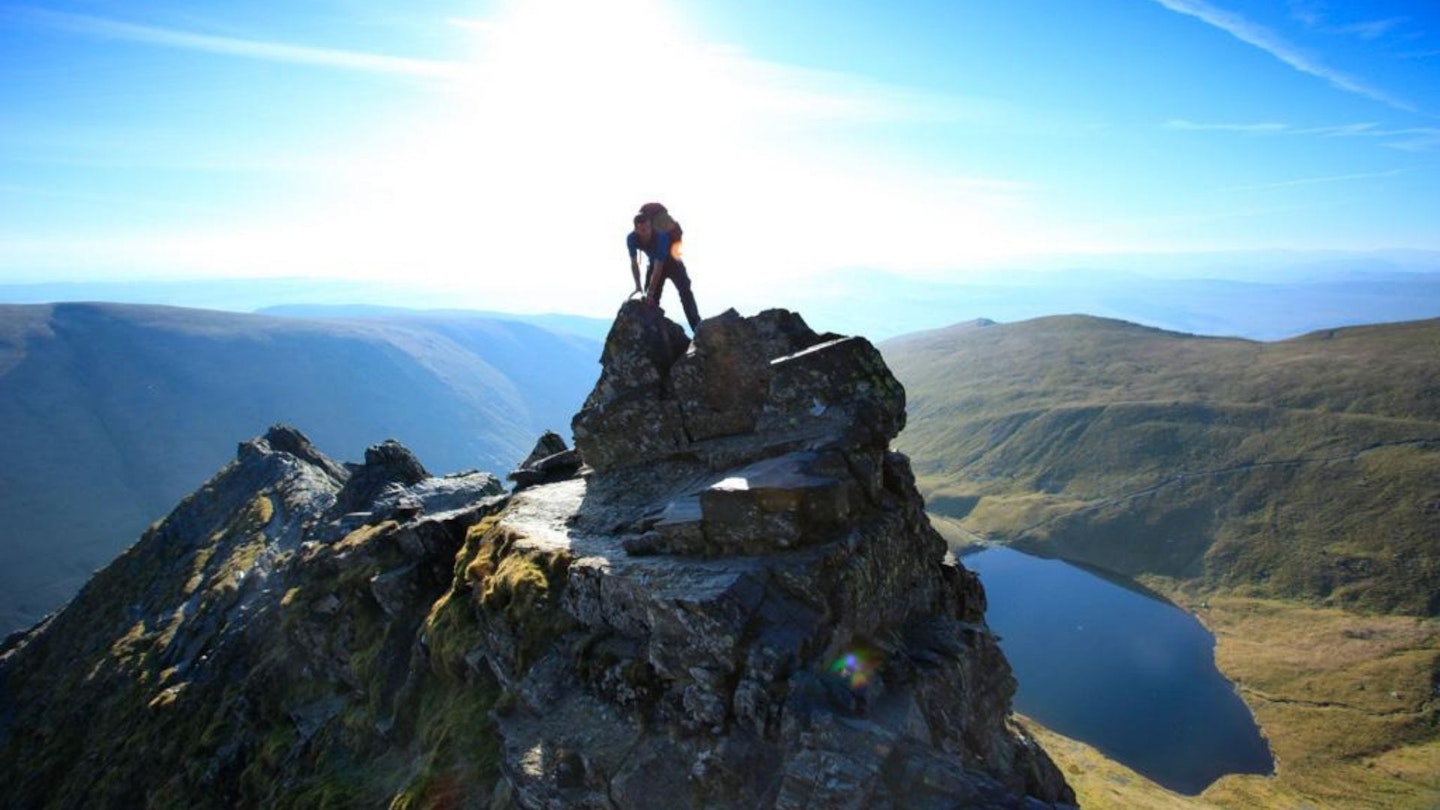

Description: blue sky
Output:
[1,0,1437,315]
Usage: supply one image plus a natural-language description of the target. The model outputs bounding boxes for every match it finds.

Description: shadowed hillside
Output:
[0,303,598,632]
[883,315,1440,616]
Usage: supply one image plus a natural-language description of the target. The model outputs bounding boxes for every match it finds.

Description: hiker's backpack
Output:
[639,202,683,242]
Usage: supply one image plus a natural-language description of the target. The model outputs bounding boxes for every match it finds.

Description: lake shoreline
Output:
[960,545,1272,795]
[1157,587,1440,810]
[964,536,1440,809]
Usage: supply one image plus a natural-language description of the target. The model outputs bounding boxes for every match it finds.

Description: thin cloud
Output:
[1335,17,1407,41]
[1165,118,1440,150]
[1293,122,1381,136]
[1288,0,1324,29]
[1380,128,1440,152]
[12,7,468,79]
[1288,3,1411,42]
[1221,167,1408,192]
[1150,0,1416,112]
[1165,119,1289,132]
[1168,120,1383,137]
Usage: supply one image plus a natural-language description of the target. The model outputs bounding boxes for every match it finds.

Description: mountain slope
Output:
[883,315,1440,615]
[0,303,599,632]
[0,305,1075,808]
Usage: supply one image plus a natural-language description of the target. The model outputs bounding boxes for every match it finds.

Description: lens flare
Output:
[827,647,879,691]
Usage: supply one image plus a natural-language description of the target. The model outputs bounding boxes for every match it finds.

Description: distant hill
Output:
[883,315,1440,616]
[0,303,600,632]
[774,266,1440,341]
[255,304,613,342]
[6,251,1438,343]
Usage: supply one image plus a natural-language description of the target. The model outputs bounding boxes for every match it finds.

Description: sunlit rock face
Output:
[572,301,904,478]
[481,302,1075,808]
[0,303,1073,809]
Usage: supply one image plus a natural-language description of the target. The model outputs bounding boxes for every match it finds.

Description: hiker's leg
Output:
[669,260,702,331]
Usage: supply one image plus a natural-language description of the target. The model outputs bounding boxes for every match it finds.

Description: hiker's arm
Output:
[627,238,643,293]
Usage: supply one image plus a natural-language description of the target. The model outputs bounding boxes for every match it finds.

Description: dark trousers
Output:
[647,258,702,331]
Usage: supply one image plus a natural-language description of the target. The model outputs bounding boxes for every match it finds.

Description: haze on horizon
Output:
[2,0,1439,318]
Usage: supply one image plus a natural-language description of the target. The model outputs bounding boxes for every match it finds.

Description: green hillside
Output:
[884,315,1440,616]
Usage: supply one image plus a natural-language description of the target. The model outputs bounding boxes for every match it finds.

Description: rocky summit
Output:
[0,302,1073,809]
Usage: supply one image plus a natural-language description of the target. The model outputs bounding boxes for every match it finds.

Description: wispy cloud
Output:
[1380,128,1440,152]
[11,7,467,79]
[1164,119,1290,133]
[1287,0,1322,28]
[1334,17,1407,41]
[1166,119,1379,136]
[1293,122,1382,136]
[1150,0,1416,112]
[1165,118,1440,150]
[1288,2,1411,41]
[1221,167,1408,192]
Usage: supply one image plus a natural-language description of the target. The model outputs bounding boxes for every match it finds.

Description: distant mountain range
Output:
[882,315,1440,616]
[4,248,1437,342]
[0,303,600,632]
[778,265,1440,341]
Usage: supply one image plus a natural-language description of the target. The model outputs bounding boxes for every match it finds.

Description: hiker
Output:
[626,204,701,332]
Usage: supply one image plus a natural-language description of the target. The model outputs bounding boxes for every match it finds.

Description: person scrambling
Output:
[626,201,701,333]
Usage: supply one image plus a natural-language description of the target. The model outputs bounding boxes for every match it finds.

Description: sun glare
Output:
[168,0,1056,314]
[281,0,784,310]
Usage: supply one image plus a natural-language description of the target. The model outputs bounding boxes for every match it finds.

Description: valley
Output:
[884,315,1440,615]
[890,315,1440,808]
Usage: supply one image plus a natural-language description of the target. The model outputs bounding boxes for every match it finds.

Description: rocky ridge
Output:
[0,422,511,806]
[0,301,1072,808]
[470,302,1072,807]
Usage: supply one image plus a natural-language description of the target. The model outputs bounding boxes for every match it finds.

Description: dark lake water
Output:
[961,546,1274,795]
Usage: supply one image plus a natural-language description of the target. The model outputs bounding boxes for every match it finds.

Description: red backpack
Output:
[639,202,683,242]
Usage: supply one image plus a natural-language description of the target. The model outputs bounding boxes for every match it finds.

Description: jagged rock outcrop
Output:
[330,437,432,518]
[450,302,1073,807]
[0,426,509,808]
[571,304,903,477]
[0,304,1073,809]
[508,431,583,492]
